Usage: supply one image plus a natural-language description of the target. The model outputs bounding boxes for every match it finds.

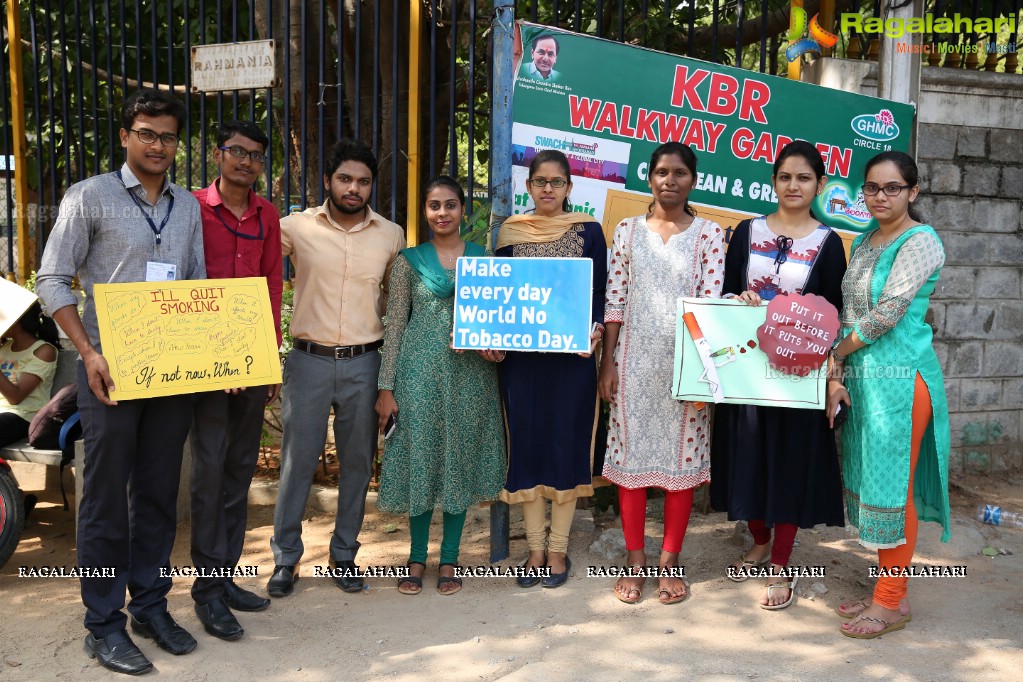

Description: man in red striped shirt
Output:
[190,120,282,641]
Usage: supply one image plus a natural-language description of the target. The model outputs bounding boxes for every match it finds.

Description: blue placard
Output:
[453,257,593,353]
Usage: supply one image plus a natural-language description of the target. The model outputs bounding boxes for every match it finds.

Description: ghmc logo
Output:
[851,109,900,142]
[785,8,839,62]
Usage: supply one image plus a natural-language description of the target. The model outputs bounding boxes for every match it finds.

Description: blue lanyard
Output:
[213,204,265,241]
[117,170,175,245]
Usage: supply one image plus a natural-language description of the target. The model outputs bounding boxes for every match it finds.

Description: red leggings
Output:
[747,520,798,566]
[618,486,694,554]
[872,372,932,610]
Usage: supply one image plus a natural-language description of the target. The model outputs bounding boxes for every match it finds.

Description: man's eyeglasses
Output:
[533,48,556,57]
[218,145,266,163]
[861,183,912,196]
[529,177,567,188]
[129,128,179,147]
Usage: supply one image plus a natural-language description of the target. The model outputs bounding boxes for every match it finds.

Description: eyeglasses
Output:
[529,177,567,188]
[218,145,266,163]
[861,183,913,196]
[129,128,179,147]
[533,48,556,57]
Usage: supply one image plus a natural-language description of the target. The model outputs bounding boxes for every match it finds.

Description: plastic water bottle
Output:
[977,504,1023,528]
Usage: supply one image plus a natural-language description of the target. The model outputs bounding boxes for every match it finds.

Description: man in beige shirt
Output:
[268,139,404,598]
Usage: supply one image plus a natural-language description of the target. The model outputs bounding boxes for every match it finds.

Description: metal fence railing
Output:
[4,1,1020,278]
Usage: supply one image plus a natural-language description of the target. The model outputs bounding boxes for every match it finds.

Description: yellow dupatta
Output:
[495,212,593,250]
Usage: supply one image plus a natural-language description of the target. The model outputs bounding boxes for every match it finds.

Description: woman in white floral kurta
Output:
[598,142,724,604]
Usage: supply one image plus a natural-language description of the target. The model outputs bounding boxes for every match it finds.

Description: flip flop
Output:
[397,561,425,595]
[726,554,770,583]
[840,614,910,639]
[835,599,870,618]
[437,563,462,595]
[760,575,798,610]
[836,599,912,623]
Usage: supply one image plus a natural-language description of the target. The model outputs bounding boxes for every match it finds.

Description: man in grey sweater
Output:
[36,89,206,676]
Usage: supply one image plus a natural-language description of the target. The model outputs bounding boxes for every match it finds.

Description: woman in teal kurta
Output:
[827,152,951,639]
[376,176,506,595]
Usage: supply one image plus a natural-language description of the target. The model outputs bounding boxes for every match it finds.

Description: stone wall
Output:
[804,59,1023,473]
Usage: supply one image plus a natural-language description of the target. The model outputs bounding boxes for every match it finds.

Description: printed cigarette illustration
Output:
[682,312,724,403]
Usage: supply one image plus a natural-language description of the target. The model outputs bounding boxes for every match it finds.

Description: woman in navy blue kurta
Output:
[496,149,606,588]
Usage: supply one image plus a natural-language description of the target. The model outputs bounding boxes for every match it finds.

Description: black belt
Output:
[294,338,383,359]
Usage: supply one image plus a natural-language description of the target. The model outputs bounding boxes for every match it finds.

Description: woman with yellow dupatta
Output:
[496,149,606,589]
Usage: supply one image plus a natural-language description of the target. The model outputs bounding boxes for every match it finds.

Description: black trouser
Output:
[189,388,265,604]
[0,412,30,448]
[75,363,193,638]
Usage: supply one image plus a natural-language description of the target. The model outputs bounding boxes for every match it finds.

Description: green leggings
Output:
[409,509,467,565]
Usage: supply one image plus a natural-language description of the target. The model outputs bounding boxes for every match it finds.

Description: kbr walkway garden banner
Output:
[512,22,914,245]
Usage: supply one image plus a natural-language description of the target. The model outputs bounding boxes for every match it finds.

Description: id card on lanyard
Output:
[117,170,178,281]
[117,169,175,246]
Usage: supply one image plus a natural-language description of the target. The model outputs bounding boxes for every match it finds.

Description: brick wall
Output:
[917,124,1023,474]
[803,60,1023,473]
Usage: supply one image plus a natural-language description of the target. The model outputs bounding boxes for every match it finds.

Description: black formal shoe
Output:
[194,598,244,641]
[84,630,153,676]
[542,556,572,589]
[224,581,271,612]
[267,565,298,598]
[129,612,198,656]
[331,559,365,593]
[516,558,546,588]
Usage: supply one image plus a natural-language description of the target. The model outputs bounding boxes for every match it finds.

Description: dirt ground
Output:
[1,465,1022,681]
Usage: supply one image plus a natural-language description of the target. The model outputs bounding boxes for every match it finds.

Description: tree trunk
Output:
[254,0,325,209]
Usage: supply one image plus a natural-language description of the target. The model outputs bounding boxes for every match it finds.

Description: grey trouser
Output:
[270,346,380,565]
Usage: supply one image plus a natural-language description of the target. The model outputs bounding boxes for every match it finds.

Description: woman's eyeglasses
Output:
[529,178,567,188]
[861,183,912,196]
[218,145,266,163]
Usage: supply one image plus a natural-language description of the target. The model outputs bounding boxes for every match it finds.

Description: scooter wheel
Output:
[0,466,25,569]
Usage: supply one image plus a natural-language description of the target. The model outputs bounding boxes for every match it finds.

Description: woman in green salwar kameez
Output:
[827,152,951,639]
[375,176,506,595]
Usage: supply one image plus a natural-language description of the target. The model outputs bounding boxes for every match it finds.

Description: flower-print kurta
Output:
[603,215,725,490]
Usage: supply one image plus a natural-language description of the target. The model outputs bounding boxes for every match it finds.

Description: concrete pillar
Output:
[876,0,925,155]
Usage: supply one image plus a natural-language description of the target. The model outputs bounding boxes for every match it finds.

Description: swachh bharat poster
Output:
[94,277,282,400]
[511,22,914,246]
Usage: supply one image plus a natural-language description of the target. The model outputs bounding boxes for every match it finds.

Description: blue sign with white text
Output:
[452,257,593,353]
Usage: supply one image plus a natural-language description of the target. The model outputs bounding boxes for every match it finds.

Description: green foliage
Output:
[279,286,294,356]
[462,197,492,248]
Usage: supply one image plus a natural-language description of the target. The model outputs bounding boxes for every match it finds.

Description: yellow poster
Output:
[94,277,282,400]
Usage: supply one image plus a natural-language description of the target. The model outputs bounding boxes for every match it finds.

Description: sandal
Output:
[657,569,689,605]
[760,575,798,610]
[726,553,770,583]
[613,567,645,604]
[437,563,462,595]
[397,561,425,595]
[841,614,910,639]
